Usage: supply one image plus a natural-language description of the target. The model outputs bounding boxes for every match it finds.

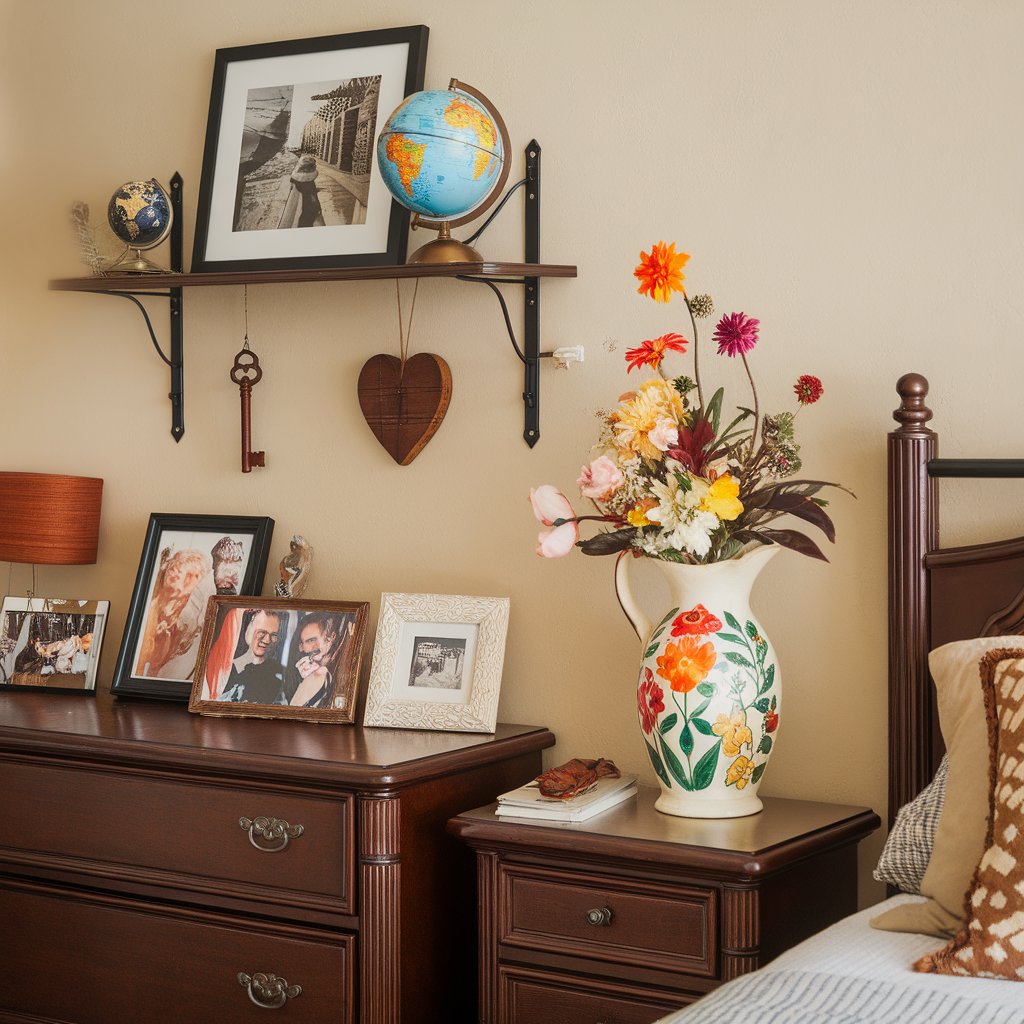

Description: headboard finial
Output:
[894,373,933,432]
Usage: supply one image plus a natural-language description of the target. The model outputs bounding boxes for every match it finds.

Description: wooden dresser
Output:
[449,789,880,1023]
[0,690,553,1024]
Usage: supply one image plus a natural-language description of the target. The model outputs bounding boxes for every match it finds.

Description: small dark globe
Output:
[107,179,172,250]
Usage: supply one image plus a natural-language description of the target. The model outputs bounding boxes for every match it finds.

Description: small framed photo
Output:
[111,514,274,701]
[191,25,429,274]
[363,593,509,733]
[188,597,369,723]
[0,598,109,694]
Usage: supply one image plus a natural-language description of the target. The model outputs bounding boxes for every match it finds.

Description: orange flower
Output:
[634,241,690,303]
[655,635,716,693]
[625,332,689,373]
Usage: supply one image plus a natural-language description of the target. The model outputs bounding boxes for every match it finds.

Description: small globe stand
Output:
[381,80,512,265]
[105,179,174,275]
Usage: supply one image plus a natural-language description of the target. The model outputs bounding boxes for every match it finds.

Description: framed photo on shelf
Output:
[191,25,429,274]
[110,514,274,701]
[188,596,370,723]
[0,598,109,695]
[363,592,509,733]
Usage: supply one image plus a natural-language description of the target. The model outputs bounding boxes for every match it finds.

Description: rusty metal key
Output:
[230,346,266,473]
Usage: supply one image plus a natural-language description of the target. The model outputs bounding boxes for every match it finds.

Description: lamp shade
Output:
[0,472,103,565]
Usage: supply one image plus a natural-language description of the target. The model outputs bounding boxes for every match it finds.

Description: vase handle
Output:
[614,551,652,644]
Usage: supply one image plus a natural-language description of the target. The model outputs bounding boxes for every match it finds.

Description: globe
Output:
[106,178,172,273]
[376,83,508,262]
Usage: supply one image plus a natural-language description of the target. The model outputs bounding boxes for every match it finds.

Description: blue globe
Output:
[107,179,172,250]
[376,89,504,220]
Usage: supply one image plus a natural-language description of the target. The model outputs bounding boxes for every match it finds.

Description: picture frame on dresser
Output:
[190,24,429,274]
[0,597,109,694]
[110,513,274,701]
[363,592,509,733]
[188,595,369,723]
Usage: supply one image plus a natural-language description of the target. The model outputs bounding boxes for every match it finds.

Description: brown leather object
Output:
[535,757,621,799]
[357,353,452,466]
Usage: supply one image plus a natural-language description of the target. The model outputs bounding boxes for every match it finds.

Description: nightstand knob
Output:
[240,815,305,853]
[238,972,302,1009]
[585,906,612,926]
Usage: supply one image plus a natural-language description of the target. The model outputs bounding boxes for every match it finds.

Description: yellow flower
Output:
[725,755,755,790]
[627,500,657,527]
[700,473,743,522]
[611,379,687,460]
[634,241,690,303]
[711,711,753,757]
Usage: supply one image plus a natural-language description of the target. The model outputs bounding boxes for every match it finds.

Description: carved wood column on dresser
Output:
[0,690,554,1024]
[449,789,880,1024]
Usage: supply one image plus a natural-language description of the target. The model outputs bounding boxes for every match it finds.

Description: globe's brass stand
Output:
[407,221,483,264]
[106,246,169,275]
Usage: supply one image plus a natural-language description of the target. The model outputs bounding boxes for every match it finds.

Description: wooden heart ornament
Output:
[357,353,452,465]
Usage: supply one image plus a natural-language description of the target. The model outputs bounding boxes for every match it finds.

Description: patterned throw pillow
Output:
[916,649,1024,980]
[873,755,949,893]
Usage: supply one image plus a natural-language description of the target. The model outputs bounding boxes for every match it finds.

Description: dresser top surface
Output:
[0,689,553,786]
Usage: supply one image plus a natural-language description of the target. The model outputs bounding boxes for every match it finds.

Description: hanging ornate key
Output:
[231,342,265,473]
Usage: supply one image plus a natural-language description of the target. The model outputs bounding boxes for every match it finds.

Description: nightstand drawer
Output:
[1,880,354,1024]
[0,761,353,911]
[499,964,690,1024]
[499,862,717,979]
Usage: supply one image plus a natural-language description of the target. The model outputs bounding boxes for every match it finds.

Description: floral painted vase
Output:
[615,544,780,818]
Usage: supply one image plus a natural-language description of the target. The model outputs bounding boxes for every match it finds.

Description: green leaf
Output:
[758,663,776,696]
[724,611,742,632]
[644,740,671,787]
[659,712,679,735]
[715,632,746,645]
[691,717,716,736]
[753,698,771,714]
[692,741,721,790]
[704,387,726,435]
[745,620,759,640]
[691,695,712,718]
[658,733,692,790]
[751,762,767,785]
[656,607,679,629]
[757,735,773,755]
[680,724,694,756]
[644,642,660,659]
[697,682,716,697]
[725,652,754,670]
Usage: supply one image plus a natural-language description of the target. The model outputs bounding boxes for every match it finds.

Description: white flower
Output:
[669,509,719,557]
[648,416,678,453]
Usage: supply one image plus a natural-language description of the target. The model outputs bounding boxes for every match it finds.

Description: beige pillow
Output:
[916,651,1024,978]
[871,635,1022,938]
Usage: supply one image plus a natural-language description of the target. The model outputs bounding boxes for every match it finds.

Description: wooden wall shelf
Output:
[49,144,575,450]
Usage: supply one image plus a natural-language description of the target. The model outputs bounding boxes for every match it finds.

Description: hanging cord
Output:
[242,284,251,351]
[395,278,420,368]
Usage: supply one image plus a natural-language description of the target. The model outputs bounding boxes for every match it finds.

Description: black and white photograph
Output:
[188,596,369,723]
[110,514,274,701]
[0,598,109,694]
[408,636,467,689]
[192,25,428,272]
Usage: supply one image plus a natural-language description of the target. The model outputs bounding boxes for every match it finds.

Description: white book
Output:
[496,781,638,822]
[497,771,637,810]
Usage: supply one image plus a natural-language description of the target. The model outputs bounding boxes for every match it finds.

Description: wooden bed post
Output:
[887,373,938,826]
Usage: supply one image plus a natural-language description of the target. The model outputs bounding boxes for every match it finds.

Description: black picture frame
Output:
[110,514,274,701]
[191,25,429,274]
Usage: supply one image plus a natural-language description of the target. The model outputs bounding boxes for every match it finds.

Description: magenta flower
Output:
[713,312,760,358]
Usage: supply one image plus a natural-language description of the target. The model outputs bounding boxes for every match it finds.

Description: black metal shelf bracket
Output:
[456,141,544,447]
[81,172,185,442]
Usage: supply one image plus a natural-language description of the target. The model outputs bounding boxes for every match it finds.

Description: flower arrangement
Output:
[531,242,849,563]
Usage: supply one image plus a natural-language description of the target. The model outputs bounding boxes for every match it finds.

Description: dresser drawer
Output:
[499,964,691,1024]
[499,862,717,979]
[0,761,353,913]
[0,880,354,1024]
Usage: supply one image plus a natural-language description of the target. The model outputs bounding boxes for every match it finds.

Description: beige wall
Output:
[3,1,1024,903]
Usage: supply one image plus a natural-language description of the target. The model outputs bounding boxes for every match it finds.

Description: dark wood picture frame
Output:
[191,25,429,274]
[110,514,274,701]
[188,596,369,724]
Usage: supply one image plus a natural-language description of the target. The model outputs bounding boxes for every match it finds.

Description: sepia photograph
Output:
[0,598,109,694]
[408,636,467,689]
[111,514,274,701]
[189,596,369,723]
[192,25,428,273]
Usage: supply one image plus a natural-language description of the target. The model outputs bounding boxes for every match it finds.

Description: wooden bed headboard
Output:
[887,372,1024,825]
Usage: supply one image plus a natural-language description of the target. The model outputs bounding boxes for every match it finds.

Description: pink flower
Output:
[530,485,579,558]
[713,312,760,358]
[578,456,625,500]
[794,375,823,405]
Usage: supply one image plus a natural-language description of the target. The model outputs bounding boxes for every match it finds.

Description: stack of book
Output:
[495,773,638,822]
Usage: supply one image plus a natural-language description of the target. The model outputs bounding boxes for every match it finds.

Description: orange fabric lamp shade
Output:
[0,472,103,565]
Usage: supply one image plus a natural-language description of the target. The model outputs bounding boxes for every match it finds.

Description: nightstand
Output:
[448,787,879,1024]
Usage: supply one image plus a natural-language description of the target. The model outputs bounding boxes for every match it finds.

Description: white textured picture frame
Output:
[363,593,509,733]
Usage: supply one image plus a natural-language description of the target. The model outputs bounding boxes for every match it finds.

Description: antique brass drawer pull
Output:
[238,972,302,1009]
[585,906,612,926]
[239,815,305,853]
